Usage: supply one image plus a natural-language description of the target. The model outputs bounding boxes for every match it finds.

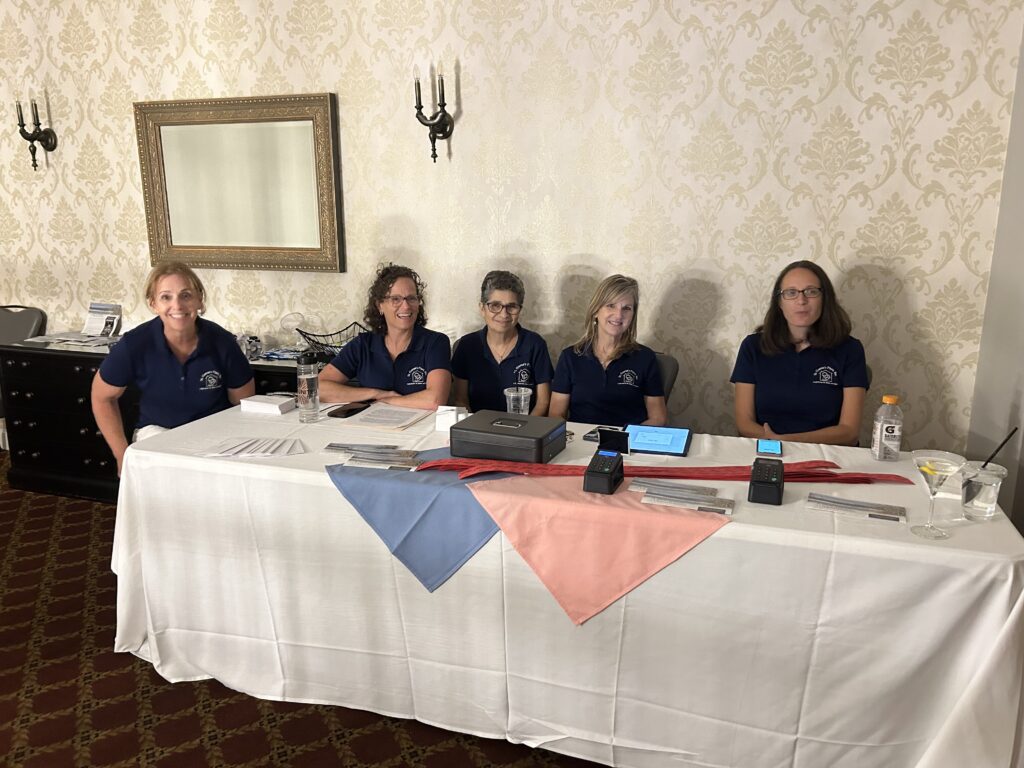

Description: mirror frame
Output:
[134,93,344,272]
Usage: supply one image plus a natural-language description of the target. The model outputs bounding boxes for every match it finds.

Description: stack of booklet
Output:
[240,395,296,414]
[629,478,735,514]
[325,442,423,469]
[202,437,306,458]
[804,493,906,522]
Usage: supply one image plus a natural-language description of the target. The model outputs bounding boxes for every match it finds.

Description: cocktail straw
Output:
[981,426,1018,468]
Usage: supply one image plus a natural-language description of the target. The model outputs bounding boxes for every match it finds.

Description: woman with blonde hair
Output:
[91,261,254,475]
[548,274,667,427]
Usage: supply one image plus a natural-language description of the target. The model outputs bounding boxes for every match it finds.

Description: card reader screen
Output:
[597,450,618,457]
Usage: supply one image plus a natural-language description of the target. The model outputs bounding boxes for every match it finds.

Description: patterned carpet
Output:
[0,452,596,768]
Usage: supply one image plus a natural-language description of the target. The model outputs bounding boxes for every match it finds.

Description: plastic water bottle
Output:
[297,353,320,423]
[870,394,902,461]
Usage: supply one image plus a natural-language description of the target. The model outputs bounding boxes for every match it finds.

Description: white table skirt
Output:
[112,408,1024,767]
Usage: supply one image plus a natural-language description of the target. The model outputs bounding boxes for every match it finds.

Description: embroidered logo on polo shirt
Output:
[514,363,533,385]
[617,369,639,387]
[199,370,222,390]
[407,366,426,386]
[812,366,839,385]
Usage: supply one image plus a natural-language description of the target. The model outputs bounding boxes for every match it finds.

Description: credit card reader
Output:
[584,450,625,495]
[748,458,784,505]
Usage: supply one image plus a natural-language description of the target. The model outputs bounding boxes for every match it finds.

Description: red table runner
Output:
[417,457,914,484]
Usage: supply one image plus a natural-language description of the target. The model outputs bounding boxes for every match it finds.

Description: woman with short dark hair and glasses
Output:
[451,270,553,414]
[319,263,451,408]
[730,260,868,445]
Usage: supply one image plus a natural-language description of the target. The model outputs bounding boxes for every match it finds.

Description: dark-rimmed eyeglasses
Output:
[484,301,522,315]
[383,294,421,307]
[777,287,822,300]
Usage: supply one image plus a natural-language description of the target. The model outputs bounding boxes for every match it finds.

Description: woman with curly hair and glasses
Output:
[548,274,667,428]
[730,260,868,445]
[319,263,451,409]
[451,270,553,415]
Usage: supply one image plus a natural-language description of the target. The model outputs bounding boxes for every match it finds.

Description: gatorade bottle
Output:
[870,395,903,461]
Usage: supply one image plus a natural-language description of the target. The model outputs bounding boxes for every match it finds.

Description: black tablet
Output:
[624,425,692,457]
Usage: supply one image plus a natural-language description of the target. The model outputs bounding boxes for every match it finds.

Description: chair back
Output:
[0,305,46,345]
[0,305,47,419]
[654,352,680,401]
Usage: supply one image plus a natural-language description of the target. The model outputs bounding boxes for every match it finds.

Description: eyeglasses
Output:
[383,294,421,307]
[777,287,823,300]
[484,301,522,315]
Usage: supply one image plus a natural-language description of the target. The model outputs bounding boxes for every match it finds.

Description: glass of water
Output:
[961,461,1007,521]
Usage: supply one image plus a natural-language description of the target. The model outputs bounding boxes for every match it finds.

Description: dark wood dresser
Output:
[0,342,296,503]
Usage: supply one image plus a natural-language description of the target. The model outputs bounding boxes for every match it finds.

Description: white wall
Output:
[967,34,1024,524]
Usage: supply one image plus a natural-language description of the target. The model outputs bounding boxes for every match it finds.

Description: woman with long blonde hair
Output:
[548,275,667,427]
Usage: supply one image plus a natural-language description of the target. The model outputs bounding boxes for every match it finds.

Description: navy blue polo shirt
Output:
[99,316,253,430]
[451,325,554,412]
[328,325,451,394]
[730,333,869,434]
[551,344,664,427]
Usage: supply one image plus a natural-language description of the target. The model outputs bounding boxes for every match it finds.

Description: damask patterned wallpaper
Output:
[1,0,1021,449]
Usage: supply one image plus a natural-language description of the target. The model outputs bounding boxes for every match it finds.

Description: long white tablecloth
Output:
[112,407,1024,767]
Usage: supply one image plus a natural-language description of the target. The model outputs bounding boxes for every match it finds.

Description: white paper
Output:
[82,302,122,337]
[342,402,433,430]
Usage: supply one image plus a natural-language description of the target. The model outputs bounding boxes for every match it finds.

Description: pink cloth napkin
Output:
[469,475,729,624]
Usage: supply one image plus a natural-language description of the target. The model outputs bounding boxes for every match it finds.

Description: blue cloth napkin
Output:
[325,449,500,591]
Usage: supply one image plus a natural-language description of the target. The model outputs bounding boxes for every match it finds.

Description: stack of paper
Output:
[343,402,433,430]
[629,478,735,514]
[325,443,423,469]
[202,438,306,458]
[241,394,296,414]
[805,493,906,522]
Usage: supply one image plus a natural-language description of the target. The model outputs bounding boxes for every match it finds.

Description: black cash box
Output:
[450,410,567,464]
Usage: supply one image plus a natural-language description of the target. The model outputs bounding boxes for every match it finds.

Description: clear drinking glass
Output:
[910,449,966,540]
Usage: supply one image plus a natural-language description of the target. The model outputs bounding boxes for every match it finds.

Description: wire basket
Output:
[296,321,368,357]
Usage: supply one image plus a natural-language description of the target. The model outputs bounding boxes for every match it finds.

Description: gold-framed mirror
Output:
[134,93,344,272]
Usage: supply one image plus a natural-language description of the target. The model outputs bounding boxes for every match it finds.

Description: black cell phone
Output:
[328,402,371,418]
[583,426,621,442]
[756,438,783,457]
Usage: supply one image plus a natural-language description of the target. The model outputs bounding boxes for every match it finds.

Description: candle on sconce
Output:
[414,78,423,110]
[30,99,39,125]
[16,100,23,127]
[438,74,445,106]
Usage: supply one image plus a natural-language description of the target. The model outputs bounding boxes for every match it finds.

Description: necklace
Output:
[489,334,517,363]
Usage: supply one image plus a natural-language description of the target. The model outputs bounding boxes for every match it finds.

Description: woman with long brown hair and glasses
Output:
[548,274,667,427]
[731,260,868,445]
[319,263,451,409]
[452,270,553,415]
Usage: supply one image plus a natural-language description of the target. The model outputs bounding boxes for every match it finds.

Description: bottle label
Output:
[873,420,901,460]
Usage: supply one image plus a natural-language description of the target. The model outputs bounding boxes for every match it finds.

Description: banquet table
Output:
[111,407,1024,768]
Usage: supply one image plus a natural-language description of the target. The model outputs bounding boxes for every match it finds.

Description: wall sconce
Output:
[414,70,453,163]
[15,99,58,171]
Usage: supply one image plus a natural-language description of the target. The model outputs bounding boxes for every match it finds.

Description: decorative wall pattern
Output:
[1,0,1022,449]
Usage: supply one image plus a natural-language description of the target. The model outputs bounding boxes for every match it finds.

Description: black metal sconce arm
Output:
[16,100,58,171]
[414,74,453,163]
